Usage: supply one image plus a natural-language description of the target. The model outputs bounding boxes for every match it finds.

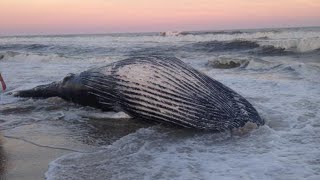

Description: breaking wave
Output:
[159,30,244,36]
[1,28,319,57]
[206,57,282,71]
[188,40,260,52]
[185,40,290,56]
[0,51,121,67]
[188,39,320,56]
[206,56,320,81]
[206,56,282,71]
[206,57,250,69]
[153,29,320,53]
[258,37,320,52]
[0,43,51,51]
[0,51,68,62]
[250,45,289,56]
[159,31,184,36]
[0,43,120,58]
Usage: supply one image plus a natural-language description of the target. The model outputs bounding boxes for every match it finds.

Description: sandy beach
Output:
[0,133,70,180]
[0,105,150,180]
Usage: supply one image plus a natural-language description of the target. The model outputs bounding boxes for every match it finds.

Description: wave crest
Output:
[0,43,50,51]
[206,56,283,70]
[159,31,184,36]
[259,37,320,53]
[250,45,289,56]
[207,57,250,69]
[188,40,259,52]
[0,51,67,62]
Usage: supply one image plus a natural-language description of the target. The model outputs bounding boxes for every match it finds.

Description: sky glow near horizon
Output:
[0,0,319,35]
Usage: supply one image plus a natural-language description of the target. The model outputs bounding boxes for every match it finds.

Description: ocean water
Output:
[0,27,320,179]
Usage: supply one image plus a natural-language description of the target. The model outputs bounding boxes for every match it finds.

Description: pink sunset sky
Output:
[0,0,319,35]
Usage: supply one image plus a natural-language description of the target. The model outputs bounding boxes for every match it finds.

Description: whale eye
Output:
[62,73,75,84]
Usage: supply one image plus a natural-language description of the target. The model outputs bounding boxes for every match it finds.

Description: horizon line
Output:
[0,25,319,38]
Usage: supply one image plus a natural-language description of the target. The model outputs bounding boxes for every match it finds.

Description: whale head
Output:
[13,73,83,100]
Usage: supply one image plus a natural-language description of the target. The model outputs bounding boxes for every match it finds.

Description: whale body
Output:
[15,56,264,131]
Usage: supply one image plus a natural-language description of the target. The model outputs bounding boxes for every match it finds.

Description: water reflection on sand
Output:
[0,134,7,179]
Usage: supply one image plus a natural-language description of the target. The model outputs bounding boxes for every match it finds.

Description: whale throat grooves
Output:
[78,56,264,131]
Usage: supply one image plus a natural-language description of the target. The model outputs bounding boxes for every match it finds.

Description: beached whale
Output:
[14,56,264,131]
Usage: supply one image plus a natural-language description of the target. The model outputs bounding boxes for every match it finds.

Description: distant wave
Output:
[151,30,320,51]
[206,57,289,73]
[1,35,319,58]
[129,46,179,56]
[182,30,245,36]
[159,30,245,36]
[206,57,250,69]
[186,40,260,52]
[187,39,320,56]
[251,46,320,56]
[0,43,119,58]
[129,39,320,57]
[312,48,320,55]
[258,37,320,53]
[157,29,291,38]
[0,43,51,51]
[206,56,320,80]
[159,31,184,36]
[0,51,121,65]
[0,51,20,60]
[0,51,67,62]
[249,45,289,56]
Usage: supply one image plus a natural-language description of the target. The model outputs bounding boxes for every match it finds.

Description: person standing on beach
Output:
[0,72,6,92]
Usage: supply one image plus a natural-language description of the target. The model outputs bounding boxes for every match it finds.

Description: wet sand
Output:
[0,135,70,180]
[0,112,152,180]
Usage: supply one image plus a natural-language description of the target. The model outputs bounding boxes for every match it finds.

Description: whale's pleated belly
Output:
[81,56,263,131]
